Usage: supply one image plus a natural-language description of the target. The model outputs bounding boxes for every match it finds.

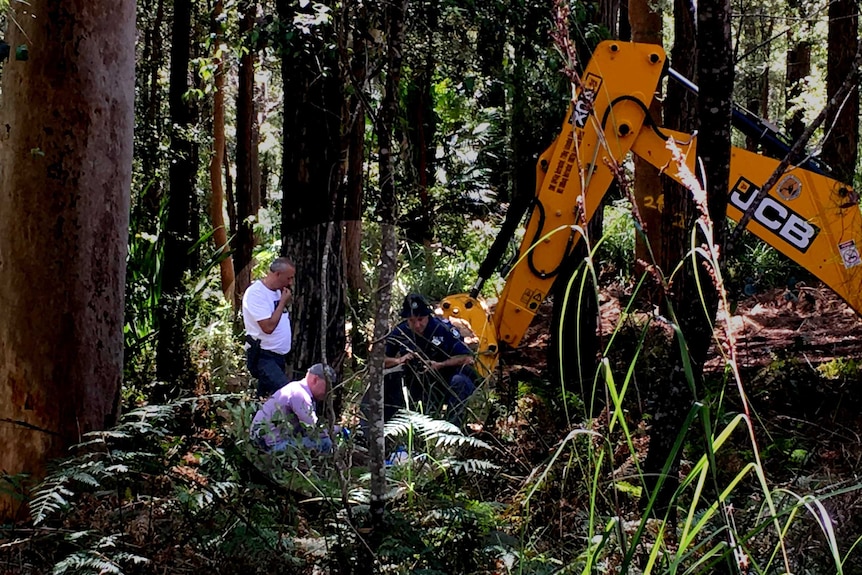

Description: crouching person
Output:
[382,293,477,426]
[251,363,337,453]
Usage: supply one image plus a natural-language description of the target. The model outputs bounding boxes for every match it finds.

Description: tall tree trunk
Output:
[0,0,135,519]
[232,0,259,309]
[641,0,733,523]
[155,0,197,397]
[210,0,236,303]
[136,0,166,226]
[784,38,811,142]
[368,0,407,530]
[403,0,438,251]
[629,0,663,277]
[822,0,859,182]
[342,2,369,294]
[278,0,346,378]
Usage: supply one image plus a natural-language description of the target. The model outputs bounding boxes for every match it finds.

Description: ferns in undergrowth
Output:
[22,395,305,575]
[385,409,492,451]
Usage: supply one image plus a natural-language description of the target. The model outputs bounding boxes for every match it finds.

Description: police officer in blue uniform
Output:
[382,293,477,425]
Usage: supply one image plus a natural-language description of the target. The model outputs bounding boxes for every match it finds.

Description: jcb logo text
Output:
[729,178,818,253]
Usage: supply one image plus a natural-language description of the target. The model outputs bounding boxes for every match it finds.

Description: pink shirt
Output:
[251,377,317,446]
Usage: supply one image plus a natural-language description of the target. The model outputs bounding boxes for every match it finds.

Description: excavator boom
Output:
[442,41,862,378]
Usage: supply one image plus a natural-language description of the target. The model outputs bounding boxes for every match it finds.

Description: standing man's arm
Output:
[257,287,292,334]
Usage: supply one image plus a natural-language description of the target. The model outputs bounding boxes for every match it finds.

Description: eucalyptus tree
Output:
[209,0,235,302]
[232,0,260,308]
[276,0,347,377]
[821,0,859,181]
[629,0,664,275]
[634,0,699,520]
[0,0,136,519]
[642,0,735,521]
[155,0,200,397]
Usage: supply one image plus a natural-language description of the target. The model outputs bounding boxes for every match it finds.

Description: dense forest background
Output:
[1,0,862,573]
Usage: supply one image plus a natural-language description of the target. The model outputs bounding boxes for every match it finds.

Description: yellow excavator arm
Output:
[442,40,862,379]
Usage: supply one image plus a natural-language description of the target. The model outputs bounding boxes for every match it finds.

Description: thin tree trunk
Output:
[369,0,407,531]
[210,0,236,303]
[156,0,197,396]
[137,0,166,225]
[233,0,258,308]
[0,0,135,519]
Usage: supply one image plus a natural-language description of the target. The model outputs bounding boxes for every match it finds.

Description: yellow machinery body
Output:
[442,41,862,378]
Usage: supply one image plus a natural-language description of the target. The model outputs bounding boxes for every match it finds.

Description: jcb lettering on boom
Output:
[729,177,819,253]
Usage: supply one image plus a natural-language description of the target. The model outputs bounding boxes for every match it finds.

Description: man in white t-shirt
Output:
[242,257,295,396]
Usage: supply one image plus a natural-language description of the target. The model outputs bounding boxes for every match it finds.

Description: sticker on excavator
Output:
[840,240,861,268]
[569,73,602,131]
[519,289,544,308]
[778,174,802,201]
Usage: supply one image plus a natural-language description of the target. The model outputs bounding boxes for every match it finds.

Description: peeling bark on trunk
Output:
[0,0,135,519]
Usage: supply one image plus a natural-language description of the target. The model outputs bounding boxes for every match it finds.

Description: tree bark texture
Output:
[278,0,347,379]
[659,0,697,279]
[210,0,236,304]
[0,0,135,519]
[368,0,407,530]
[156,0,197,395]
[784,38,811,142]
[629,0,664,277]
[822,0,859,182]
[232,0,259,309]
[342,2,370,294]
[641,0,733,520]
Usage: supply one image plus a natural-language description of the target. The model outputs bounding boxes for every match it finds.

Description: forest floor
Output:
[505,281,862,375]
[487,280,862,570]
[7,283,862,574]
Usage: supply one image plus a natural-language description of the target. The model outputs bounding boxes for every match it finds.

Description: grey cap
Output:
[308,363,336,382]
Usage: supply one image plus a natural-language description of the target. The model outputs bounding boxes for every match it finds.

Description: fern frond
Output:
[385,410,492,451]
[440,458,501,476]
[30,475,73,525]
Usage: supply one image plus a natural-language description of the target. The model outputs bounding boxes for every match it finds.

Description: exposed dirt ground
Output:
[712,284,862,369]
[502,281,862,376]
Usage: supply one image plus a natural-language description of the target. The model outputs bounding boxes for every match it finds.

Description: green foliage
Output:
[23,397,307,574]
[596,198,636,282]
[123,192,167,390]
[725,229,809,297]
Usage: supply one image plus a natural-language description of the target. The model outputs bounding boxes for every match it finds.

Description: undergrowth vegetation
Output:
[4,186,862,573]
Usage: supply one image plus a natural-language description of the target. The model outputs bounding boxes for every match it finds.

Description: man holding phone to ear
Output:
[242,256,296,397]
